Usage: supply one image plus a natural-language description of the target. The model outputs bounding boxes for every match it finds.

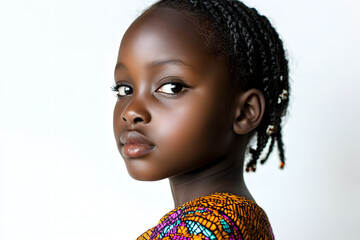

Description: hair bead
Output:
[266,125,275,135]
[279,89,288,100]
[280,161,285,169]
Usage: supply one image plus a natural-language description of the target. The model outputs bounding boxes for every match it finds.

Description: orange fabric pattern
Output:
[137,192,274,240]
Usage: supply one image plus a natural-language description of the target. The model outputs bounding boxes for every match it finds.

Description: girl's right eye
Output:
[113,84,133,97]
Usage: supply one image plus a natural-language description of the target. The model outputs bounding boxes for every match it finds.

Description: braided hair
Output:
[144,0,290,172]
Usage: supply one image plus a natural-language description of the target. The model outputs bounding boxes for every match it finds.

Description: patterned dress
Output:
[137,192,275,240]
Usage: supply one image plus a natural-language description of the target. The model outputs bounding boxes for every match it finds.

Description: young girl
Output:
[112,0,290,239]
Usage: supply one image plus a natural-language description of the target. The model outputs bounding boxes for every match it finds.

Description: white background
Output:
[1,0,360,239]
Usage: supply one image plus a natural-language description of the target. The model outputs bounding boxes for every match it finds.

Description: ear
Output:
[233,89,266,135]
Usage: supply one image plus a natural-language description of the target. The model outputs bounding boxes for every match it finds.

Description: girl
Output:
[112,0,290,239]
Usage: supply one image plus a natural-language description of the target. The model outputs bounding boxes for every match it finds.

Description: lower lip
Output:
[122,144,155,158]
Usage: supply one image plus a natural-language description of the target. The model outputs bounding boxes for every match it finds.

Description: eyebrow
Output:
[115,58,196,71]
[148,58,195,69]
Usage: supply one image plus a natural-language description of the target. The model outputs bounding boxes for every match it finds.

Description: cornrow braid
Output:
[146,0,290,172]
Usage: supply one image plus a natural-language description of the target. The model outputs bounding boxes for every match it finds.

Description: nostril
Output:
[134,117,144,123]
[122,116,127,122]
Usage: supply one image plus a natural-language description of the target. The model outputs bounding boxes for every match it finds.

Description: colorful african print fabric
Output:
[137,192,275,240]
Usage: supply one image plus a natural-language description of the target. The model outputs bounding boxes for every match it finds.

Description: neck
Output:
[168,146,254,207]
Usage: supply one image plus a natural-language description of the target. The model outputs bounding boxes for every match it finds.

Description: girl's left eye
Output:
[156,82,186,95]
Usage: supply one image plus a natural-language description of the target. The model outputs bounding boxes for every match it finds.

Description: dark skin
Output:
[113,8,265,207]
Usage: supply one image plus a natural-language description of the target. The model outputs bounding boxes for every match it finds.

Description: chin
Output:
[126,167,167,182]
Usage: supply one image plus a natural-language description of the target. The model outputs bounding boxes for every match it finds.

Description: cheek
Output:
[113,103,120,134]
[151,93,232,169]
[113,100,127,140]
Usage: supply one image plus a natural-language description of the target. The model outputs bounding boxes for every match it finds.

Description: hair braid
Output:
[227,3,280,170]
[214,0,256,76]
[260,136,275,164]
[247,133,269,171]
[188,0,199,7]
[235,3,269,81]
[225,1,262,83]
[255,14,289,168]
[231,1,266,80]
[220,2,272,170]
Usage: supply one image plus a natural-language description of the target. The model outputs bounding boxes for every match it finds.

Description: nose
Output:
[121,99,151,125]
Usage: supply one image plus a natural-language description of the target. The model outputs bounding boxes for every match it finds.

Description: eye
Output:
[157,82,186,95]
[112,84,133,97]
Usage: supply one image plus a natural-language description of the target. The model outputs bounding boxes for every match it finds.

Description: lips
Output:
[120,131,155,158]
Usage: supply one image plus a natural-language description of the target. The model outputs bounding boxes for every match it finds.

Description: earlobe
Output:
[233,89,265,135]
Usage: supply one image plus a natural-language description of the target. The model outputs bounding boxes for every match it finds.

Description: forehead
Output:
[118,7,218,73]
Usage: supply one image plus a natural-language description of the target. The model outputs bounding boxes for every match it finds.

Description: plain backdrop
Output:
[1,0,360,239]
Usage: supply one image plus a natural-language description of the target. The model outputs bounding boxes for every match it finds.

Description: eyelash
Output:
[111,78,189,97]
[111,84,123,92]
[111,84,119,92]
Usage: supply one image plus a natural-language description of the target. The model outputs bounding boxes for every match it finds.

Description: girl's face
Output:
[113,8,237,181]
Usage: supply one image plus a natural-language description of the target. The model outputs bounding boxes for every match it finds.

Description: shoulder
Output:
[138,192,275,240]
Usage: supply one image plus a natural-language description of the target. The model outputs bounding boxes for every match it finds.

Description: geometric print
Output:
[137,192,275,240]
